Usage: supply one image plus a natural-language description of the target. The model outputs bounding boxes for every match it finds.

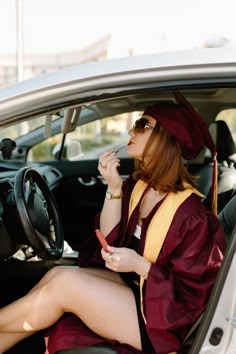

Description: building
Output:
[0,34,111,87]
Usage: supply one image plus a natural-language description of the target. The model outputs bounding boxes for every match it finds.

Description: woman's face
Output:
[127,115,157,161]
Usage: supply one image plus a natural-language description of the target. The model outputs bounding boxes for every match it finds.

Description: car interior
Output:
[0,86,236,354]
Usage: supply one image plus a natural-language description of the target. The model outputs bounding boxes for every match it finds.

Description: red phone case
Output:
[95,229,109,252]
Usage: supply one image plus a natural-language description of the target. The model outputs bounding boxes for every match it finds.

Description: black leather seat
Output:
[203,164,236,213]
[196,120,236,212]
[218,194,236,244]
[209,120,236,165]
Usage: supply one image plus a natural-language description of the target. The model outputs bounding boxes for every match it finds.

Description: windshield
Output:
[0,113,62,141]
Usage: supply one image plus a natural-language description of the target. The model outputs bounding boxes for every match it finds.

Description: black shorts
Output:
[121,275,154,353]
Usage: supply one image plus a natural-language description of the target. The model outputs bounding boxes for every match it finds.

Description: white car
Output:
[0,47,236,354]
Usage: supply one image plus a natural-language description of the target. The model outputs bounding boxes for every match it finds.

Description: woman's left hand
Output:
[101,246,151,279]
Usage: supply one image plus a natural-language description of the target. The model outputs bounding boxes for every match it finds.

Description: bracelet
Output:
[106,191,123,200]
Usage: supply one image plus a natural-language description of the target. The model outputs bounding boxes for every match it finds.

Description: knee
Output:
[46,265,65,278]
[46,266,80,290]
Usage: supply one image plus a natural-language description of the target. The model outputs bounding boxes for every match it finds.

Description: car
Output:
[0,47,236,354]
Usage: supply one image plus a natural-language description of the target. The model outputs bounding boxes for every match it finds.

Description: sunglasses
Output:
[132,118,155,134]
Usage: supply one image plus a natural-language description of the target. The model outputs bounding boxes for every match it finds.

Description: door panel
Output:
[48,158,134,250]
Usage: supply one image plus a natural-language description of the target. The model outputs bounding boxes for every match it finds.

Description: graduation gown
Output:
[46,176,225,354]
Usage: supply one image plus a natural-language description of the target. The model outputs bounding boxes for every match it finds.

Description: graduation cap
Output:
[143,91,218,215]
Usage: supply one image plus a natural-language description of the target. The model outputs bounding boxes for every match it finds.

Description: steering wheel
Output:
[14,167,64,261]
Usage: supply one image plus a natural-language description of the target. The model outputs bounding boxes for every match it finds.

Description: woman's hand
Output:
[98,150,123,193]
[101,246,151,279]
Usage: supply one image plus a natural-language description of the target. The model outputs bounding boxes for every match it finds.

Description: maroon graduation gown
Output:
[46,176,225,354]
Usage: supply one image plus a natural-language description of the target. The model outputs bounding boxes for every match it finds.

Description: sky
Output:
[0,0,236,55]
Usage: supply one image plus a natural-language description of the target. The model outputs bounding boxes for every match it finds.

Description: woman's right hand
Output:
[101,246,151,278]
[98,150,123,192]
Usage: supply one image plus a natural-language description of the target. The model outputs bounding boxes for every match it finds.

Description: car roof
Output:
[0,47,236,127]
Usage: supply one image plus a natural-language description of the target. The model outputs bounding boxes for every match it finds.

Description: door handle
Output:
[78,177,97,186]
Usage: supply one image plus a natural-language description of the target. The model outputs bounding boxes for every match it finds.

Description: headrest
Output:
[209,120,236,163]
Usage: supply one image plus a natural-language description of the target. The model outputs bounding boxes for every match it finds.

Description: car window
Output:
[29,111,141,161]
[216,109,236,144]
[0,114,62,142]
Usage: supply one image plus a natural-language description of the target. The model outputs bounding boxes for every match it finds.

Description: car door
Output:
[27,114,135,251]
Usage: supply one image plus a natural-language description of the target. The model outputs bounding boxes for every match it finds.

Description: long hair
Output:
[132,123,197,193]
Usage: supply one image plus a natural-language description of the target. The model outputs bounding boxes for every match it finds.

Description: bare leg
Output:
[0,266,141,352]
[0,266,124,353]
[28,265,125,294]
[0,332,34,352]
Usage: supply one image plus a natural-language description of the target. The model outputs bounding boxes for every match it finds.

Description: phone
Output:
[95,229,109,252]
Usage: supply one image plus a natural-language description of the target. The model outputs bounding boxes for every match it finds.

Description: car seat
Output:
[196,120,236,213]
[218,194,236,244]
[209,120,236,165]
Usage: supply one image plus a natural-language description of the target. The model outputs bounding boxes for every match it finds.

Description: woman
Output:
[0,92,225,354]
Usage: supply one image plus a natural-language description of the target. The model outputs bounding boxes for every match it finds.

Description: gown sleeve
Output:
[143,197,224,352]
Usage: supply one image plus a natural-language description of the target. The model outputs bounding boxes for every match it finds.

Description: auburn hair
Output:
[132,122,197,193]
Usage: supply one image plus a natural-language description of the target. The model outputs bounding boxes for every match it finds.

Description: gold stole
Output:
[128,180,204,354]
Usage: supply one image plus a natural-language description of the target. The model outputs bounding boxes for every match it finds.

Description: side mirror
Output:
[53,140,83,160]
[66,140,83,160]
